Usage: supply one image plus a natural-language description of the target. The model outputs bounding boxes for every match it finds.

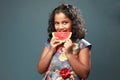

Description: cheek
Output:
[67,25,72,31]
[55,26,58,31]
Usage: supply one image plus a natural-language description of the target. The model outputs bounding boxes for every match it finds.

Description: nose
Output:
[59,24,64,30]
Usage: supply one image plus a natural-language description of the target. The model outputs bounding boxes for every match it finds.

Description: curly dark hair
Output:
[47,3,87,42]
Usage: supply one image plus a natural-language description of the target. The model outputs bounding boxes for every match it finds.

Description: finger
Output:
[64,40,69,44]
[51,38,59,44]
[65,38,70,42]
[52,38,61,46]
[51,37,58,41]
[54,41,62,47]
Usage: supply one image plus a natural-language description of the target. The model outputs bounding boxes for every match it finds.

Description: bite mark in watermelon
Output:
[52,32,72,43]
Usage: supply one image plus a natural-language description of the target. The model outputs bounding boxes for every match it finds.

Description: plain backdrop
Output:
[0,0,120,80]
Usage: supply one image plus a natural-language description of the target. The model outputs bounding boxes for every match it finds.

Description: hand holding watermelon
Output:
[52,32,73,55]
[50,37,62,53]
[63,38,73,54]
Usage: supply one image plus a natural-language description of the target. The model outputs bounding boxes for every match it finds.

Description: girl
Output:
[38,3,92,80]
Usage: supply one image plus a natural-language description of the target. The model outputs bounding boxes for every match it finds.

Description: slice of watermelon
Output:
[52,32,72,43]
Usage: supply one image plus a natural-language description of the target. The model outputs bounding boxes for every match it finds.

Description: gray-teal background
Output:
[0,0,120,80]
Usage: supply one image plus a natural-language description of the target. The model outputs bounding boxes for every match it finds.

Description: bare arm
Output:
[37,37,62,74]
[37,47,54,73]
[66,47,91,79]
[64,39,91,79]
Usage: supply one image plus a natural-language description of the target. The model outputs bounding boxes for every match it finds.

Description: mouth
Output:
[58,30,68,32]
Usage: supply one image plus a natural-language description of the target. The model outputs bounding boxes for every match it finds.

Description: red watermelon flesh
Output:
[52,32,72,42]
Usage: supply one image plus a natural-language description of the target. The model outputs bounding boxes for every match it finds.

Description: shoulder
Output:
[77,39,92,50]
[44,42,50,48]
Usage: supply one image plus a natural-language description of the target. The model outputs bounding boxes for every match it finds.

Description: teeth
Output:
[59,30,67,32]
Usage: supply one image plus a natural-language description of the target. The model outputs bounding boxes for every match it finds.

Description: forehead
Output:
[54,12,70,21]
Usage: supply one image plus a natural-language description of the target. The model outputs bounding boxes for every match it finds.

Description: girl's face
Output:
[54,12,72,32]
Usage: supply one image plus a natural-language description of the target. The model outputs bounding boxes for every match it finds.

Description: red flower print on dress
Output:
[60,68,71,79]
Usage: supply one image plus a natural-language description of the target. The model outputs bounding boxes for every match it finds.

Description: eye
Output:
[54,22,59,25]
[63,21,68,25]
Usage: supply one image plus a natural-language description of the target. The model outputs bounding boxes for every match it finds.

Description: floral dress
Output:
[42,39,91,80]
